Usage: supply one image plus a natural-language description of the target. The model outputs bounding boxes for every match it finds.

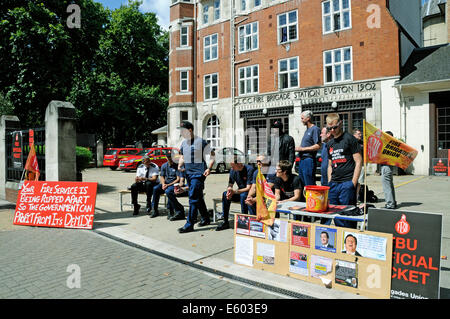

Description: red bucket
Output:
[303,185,330,213]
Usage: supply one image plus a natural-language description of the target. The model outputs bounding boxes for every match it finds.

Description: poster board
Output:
[368,208,442,299]
[13,181,98,229]
[431,158,448,176]
[234,215,289,276]
[12,131,23,169]
[233,213,393,299]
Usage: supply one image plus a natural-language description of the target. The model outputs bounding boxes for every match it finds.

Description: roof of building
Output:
[151,125,167,135]
[422,0,447,19]
[397,43,450,85]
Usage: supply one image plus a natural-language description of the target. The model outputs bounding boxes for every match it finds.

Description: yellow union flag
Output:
[255,166,277,226]
[364,120,418,170]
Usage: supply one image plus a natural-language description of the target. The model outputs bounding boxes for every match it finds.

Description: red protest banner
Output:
[13,181,98,229]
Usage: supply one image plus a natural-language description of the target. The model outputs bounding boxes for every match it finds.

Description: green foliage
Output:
[0,92,14,116]
[76,146,93,172]
[1,0,168,146]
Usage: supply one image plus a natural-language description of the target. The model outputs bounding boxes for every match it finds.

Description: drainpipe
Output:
[194,1,197,131]
[231,0,236,148]
[396,84,407,142]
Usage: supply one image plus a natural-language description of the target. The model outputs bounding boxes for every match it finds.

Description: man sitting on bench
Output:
[149,154,182,219]
[130,155,159,215]
[216,155,255,231]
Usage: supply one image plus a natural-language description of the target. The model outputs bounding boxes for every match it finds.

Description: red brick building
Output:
[168,0,422,170]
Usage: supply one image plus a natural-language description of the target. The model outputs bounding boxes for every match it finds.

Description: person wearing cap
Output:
[216,155,255,231]
[267,120,295,166]
[149,154,183,219]
[130,155,160,215]
[177,121,215,233]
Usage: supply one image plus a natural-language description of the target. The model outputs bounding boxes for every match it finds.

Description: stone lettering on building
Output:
[235,81,378,106]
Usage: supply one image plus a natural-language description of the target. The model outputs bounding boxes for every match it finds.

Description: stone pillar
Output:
[0,115,21,200]
[45,101,77,181]
[96,140,104,167]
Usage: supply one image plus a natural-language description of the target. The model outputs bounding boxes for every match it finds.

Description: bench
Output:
[119,190,209,218]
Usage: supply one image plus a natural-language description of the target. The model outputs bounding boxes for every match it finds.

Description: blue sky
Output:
[94,0,170,30]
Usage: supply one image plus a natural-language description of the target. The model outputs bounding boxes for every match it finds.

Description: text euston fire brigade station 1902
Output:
[235,82,377,106]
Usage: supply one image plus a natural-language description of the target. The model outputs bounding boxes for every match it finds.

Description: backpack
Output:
[359,184,378,203]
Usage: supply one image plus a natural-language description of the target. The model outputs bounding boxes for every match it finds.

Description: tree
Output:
[0,0,109,126]
[68,0,169,146]
[0,0,169,146]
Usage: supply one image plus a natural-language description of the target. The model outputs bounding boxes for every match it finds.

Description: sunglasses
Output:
[326,122,341,131]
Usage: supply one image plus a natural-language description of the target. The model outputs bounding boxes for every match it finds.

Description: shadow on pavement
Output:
[440,287,450,299]
[93,221,128,229]
[96,184,118,194]
[396,202,423,209]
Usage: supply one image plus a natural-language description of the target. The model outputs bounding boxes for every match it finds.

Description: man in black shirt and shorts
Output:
[323,113,362,228]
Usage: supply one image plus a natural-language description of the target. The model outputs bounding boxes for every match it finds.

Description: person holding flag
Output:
[381,131,397,209]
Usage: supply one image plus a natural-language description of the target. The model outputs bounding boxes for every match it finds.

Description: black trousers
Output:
[131,181,157,208]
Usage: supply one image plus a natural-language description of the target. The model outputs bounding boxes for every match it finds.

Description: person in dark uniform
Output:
[296,110,321,186]
[149,155,182,219]
[177,121,215,233]
[129,155,160,215]
[216,155,255,231]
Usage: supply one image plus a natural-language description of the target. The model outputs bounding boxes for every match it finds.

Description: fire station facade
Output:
[168,0,427,174]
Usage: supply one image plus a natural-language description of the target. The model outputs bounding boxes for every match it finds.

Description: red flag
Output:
[24,132,39,181]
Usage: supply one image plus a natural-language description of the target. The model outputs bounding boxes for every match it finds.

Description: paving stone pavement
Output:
[0,227,289,299]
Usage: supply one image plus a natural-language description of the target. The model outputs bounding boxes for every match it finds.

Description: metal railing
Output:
[6,128,46,182]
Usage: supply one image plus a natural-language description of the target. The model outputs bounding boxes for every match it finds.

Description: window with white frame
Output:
[214,0,220,20]
[203,4,209,24]
[238,65,259,95]
[180,71,189,92]
[180,26,188,47]
[238,22,258,53]
[204,33,218,62]
[278,10,298,43]
[241,0,246,11]
[254,0,261,7]
[204,73,218,100]
[206,115,221,149]
[278,56,299,89]
[322,0,351,33]
[323,47,352,83]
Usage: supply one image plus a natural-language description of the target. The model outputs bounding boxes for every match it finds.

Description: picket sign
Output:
[13,181,98,229]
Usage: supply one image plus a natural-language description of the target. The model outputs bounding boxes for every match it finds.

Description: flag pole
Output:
[362,120,368,231]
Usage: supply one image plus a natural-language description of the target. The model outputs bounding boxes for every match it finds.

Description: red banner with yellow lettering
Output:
[364,120,418,170]
[255,166,277,226]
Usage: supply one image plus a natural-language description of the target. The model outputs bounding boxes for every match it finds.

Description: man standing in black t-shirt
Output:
[323,113,362,228]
